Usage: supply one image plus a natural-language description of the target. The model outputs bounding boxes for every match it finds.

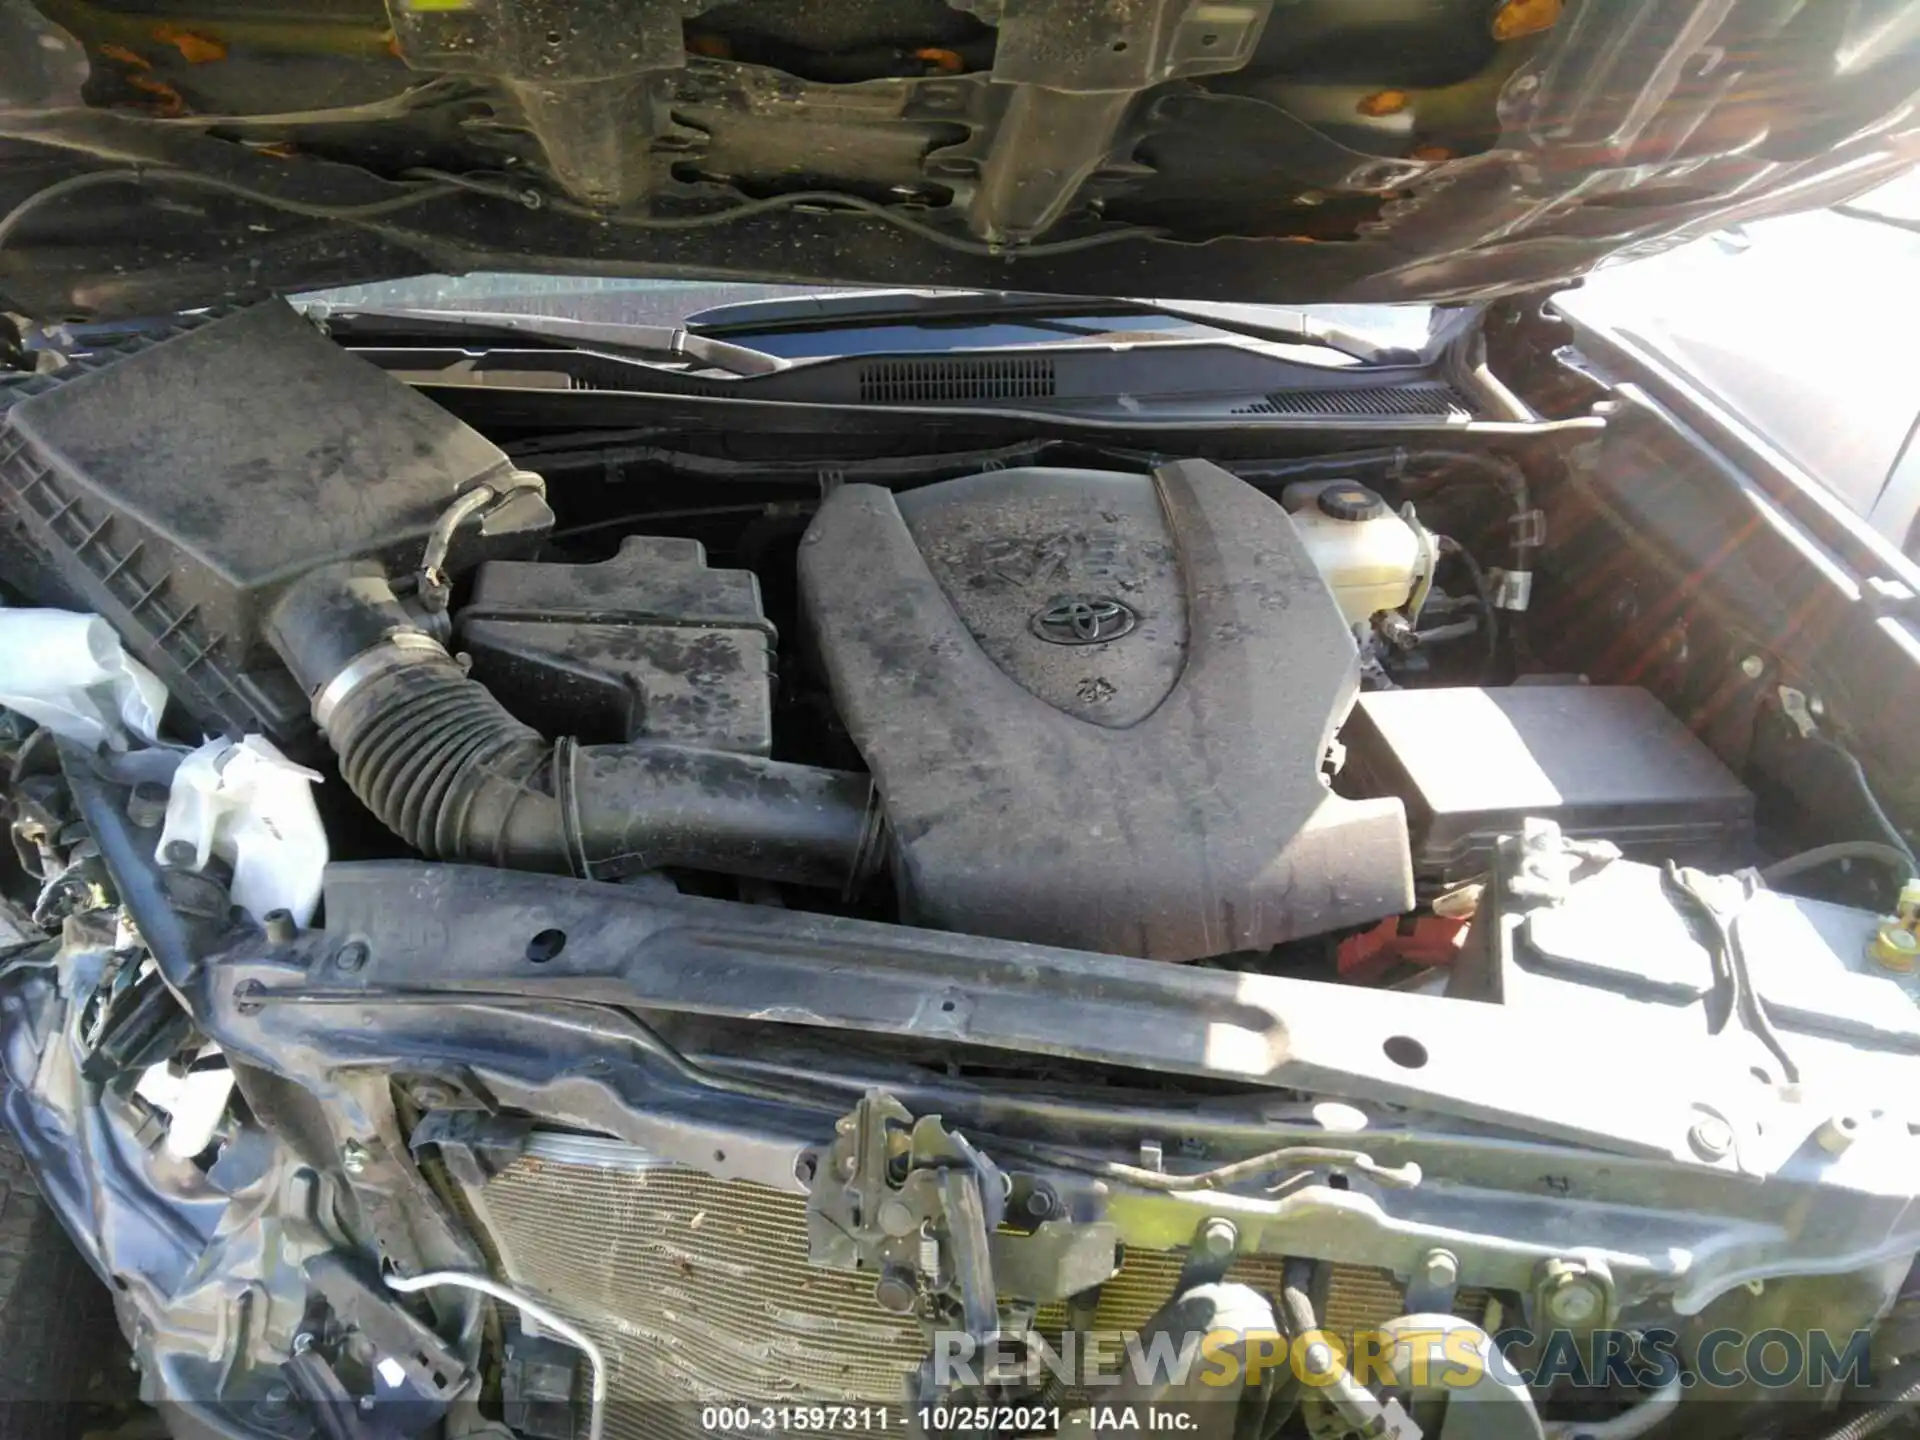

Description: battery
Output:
[1337,684,1753,880]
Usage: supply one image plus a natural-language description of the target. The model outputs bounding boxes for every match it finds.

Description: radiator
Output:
[471,1135,1483,1440]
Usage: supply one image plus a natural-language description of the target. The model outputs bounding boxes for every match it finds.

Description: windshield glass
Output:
[295,274,1438,357]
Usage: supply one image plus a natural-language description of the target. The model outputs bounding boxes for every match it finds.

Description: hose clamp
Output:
[312,631,448,729]
[1488,567,1533,612]
[842,783,890,902]
[553,735,592,880]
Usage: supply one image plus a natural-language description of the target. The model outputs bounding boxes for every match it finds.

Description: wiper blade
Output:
[318,306,790,378]
[684,288,1424,365]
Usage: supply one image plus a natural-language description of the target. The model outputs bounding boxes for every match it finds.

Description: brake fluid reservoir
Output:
[1281,480,1426,625]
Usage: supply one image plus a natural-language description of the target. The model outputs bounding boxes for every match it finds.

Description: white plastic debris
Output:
[0,607,167,748]
[158,735,327,925]
[135,1052,237,1161]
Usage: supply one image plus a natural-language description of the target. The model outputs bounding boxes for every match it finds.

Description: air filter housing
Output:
[0,301,551,742]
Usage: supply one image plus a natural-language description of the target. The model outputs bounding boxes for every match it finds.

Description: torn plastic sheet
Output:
[0,607,167,747]
[158,736,327,925]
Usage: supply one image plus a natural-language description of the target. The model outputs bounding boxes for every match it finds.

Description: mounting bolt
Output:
[1198,1217,1238,1258]
[878,1198,918,1237]
[1547,1281,1602,1326]
[162,839,197,867]
[1299,1336,1339,1376]
[1688,1116,1735,1161]
[1420,1248,1460,1290]
[340,1140,370,1176]
[335,942,369,974]
[1740,654,1766,680]
[291,1332,314,1355]
[126,780,170,828]
[873,1266,919,1315]
[1536,1257,1612,1331]
[1817,1113,1862,1155]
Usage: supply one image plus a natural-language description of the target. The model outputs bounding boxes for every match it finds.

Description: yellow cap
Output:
[1870,922,1920,972]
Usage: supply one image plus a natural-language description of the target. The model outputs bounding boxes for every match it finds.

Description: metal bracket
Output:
[941,0,1277,243]
[992,1218,1123,1302]
[807,1092,1011,1333]
[386,0,711,206]
[1509,507,1547,549]
[809,1091,1125,1337]
[409,1110,534,1188]
[305,1254,472,1404]
[1777,685,1821,740]
[1487,566,1535,611]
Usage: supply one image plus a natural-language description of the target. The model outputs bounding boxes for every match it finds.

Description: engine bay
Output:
[4,301,1920,1440]
[2,301,1765,964]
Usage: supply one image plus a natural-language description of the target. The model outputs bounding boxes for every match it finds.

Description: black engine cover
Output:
[800,460,1412,960]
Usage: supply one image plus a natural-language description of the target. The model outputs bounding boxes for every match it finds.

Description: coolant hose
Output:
[269,564,884,890]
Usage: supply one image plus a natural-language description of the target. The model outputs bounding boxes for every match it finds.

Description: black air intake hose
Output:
[268,564,883,891]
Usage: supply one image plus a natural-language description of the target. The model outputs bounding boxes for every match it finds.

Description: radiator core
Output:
[471,1136,1481,1440]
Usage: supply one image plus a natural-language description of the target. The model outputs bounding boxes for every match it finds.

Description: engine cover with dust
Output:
[800,461,1412,960]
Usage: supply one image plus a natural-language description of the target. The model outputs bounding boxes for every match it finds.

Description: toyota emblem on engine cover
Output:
[1030,594,1137,645]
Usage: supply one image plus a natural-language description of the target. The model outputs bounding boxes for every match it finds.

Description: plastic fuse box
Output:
[1338,684,1753,880]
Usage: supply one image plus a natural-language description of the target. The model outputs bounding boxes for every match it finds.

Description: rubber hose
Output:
[1760,840,1916,887]
[270,564,882,890]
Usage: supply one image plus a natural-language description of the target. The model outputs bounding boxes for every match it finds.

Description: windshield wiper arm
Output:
[320,306,790,378]
[684,289,1425,365]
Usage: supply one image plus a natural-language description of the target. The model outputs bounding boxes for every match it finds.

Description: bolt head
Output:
[1421,1248,1459,1288]
[1740,654,1766,679]
[340,1140,369,1176]
[1818,1113,1862,1154]
[335,942,369,973]
[877,1198,918,1237]
[1547,1281,1602,1325]
[872,1268,918,1314]
[1198,1218,1238,1258]
[1689,1116,1735,1160]
[292,1332,314,1355]
[126,781,170,828]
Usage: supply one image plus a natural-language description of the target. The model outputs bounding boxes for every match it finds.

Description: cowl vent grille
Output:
[1233,383,1471,418]
[858,355,1056,403]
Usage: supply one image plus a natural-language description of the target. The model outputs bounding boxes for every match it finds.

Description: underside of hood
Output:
[1,0,1917,318]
